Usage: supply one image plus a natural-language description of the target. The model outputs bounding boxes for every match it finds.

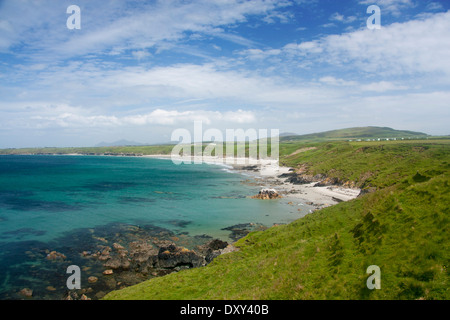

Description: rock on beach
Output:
[251,188,282,200]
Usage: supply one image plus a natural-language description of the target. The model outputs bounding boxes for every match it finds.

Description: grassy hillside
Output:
[280,126,429,142]
[280,140,449,191]
[104,139,449,300]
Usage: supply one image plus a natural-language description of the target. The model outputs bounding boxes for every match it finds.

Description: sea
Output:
[0,155,308,299]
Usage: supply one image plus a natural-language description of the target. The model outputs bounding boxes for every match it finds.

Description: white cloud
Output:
[319,76,357,86]
[238,48,282,60]
[360,81,408,92]
[330,12,357,24]
[0,0,291,59]
[426,2,444,11]
[131,50,151,60]
[280,11,450,76]
[0,102,256,130]
[1,2,449,147]
[359,0,416,16]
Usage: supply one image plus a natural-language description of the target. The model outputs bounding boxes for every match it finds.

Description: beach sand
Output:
[144,154,361,208]
[232,160,361,208]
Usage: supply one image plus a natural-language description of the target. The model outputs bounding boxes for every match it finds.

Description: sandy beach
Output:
[144,154,361,209]
[236,161,361,208]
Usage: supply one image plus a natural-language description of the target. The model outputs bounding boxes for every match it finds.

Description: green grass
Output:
[280,140,450,190]
[103,139,449,300]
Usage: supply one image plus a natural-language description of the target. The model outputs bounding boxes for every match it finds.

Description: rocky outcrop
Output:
[278,171,328,185]
[86,238,232,275]
[279,165,365,192]
[196,239,229,263]
[38,223,241,300]
[313,177,340,187]
[157,243,204,269]
[252,188,282,200]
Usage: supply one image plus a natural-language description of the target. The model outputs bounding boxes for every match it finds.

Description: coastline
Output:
[144,153,361,206]
[148,154,361,208]
[2,153,361,300]
[244,162,361,207]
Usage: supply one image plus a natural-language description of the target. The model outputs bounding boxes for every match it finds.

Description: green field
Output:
[102,138,449,300]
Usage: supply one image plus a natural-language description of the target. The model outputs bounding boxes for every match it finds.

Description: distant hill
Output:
[279,132,299,137]
[95,140,145,147]
[280,126,429,142]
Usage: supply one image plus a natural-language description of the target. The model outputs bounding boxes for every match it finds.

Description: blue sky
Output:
[0,0,449,147]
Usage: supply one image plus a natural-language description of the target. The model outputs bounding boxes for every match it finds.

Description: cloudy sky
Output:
[0,0,449,147]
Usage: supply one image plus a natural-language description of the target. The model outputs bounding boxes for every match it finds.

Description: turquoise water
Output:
[0,155,305,299]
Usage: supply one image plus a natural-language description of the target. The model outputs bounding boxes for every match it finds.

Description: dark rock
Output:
[358,187,377,197]
[157,243,204,268]
[331,197,344,203]
[196,239,229,263]
[287,175,315,185]
[129,241,158,265]
[222,223,267,241]
[234,165,259,171]
[204,239,228,251]
[278,173,293,178]
[314,177,340,187]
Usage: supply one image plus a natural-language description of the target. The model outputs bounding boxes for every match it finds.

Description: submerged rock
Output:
[222,223,267,241]
[19,288,33,298]
[103,256,130,270]
[34,222,244,300]
[88,276,98,283]
[46,251,66,261]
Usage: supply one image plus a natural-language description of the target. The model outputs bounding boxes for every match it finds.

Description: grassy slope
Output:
[104,140,449,300]
[280,126,429,142]
[281,140,449,190]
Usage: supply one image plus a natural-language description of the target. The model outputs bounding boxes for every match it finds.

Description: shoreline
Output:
[248,165,361,208]
[144,153,361,209]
